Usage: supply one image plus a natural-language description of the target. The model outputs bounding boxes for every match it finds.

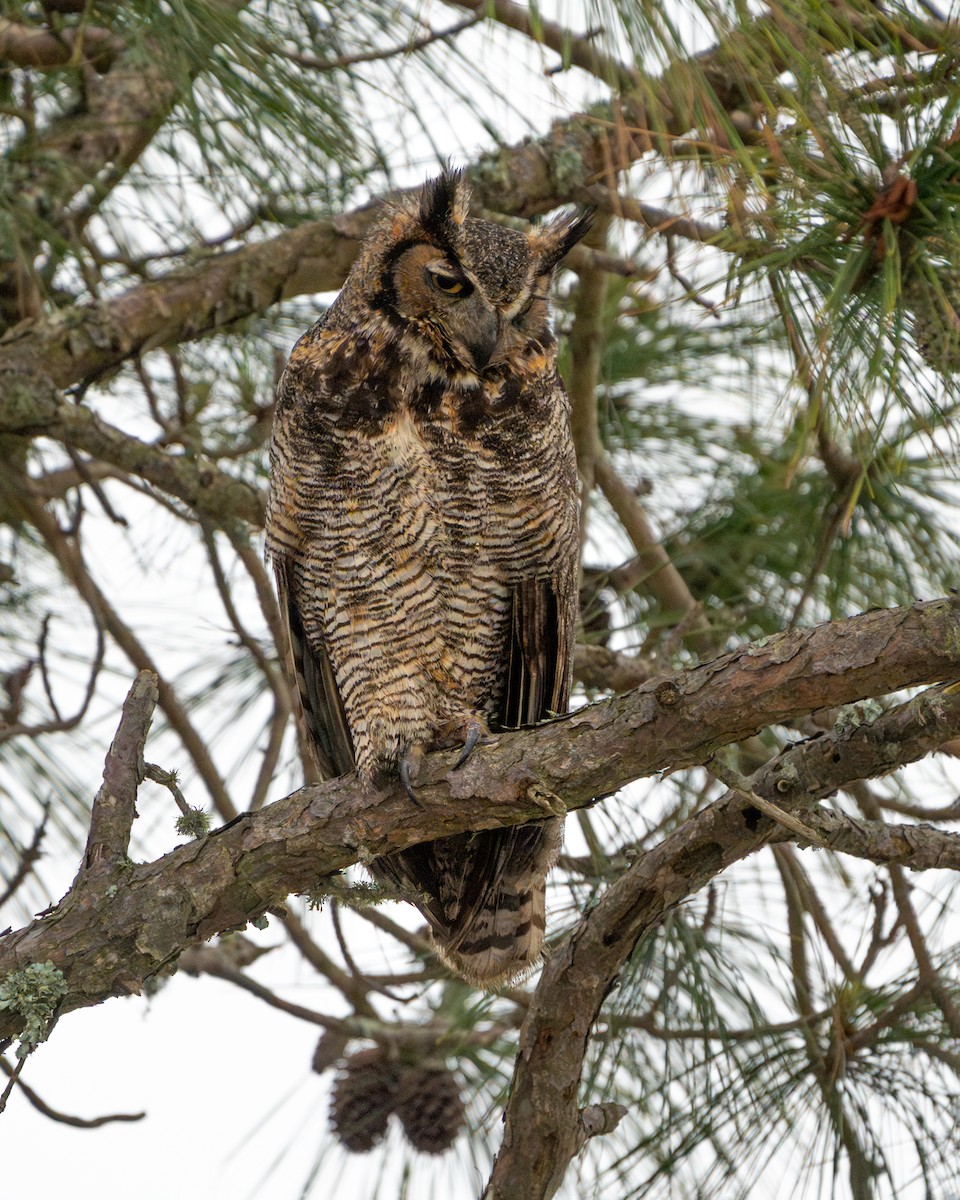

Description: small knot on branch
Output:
[577,1101,629,1148]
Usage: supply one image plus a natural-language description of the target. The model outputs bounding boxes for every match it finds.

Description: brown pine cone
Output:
[394,1064,466,1155]
[329,1047,401,1153]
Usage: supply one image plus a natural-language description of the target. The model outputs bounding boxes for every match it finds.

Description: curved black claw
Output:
[399,744,422,804]
[453,718,484,771]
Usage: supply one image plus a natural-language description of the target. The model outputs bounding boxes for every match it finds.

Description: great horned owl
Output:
[266,172,589,985]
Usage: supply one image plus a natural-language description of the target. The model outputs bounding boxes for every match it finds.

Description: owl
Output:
[266,171,590,985]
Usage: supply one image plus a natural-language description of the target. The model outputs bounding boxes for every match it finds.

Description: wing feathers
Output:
[275,559,356,779]
[502,576,571,729]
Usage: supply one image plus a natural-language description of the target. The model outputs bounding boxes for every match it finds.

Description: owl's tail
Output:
[435,876,549,987]
[372,820,562,988]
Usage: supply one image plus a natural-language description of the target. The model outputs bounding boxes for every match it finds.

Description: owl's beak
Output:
[465,311,505,372]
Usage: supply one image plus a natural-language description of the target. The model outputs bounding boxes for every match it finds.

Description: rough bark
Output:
[1,596,959,1044]
[485,674,960,1199]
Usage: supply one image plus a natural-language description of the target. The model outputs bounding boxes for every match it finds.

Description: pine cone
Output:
[329,1047,401,1153]
[395,1064,466,1155]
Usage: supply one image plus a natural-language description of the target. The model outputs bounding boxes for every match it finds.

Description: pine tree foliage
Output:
[1,1,960,1198]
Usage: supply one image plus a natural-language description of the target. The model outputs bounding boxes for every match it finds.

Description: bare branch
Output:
[0,1055,144,1127]
[178,944,348,1031]
[593,452,713,647]
[451,0,639,91]
[83,672,157,872]
[0,376,264,530]
[0,598,958,1041]
[0,19,122,72]
[6,482,239,822]
[0,798,51,910]
[483,673,960,1198]
[273,14,483,72]
[0,618,104,746]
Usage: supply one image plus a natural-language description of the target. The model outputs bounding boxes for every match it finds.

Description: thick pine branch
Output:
[0,597,958,1044]
[486,674,960,1198]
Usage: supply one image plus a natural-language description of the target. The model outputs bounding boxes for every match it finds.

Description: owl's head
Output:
[349,171,592,377]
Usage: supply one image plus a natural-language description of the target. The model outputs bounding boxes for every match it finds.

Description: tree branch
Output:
[0,374,264,530]
[0,598,957,1043]
[483,672,960,1199]
[0,19,122,71]
[83,671,157,873]
[273,14,484,72]
[0,1056,144,1128]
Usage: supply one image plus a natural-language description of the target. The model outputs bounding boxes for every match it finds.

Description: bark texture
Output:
[1,597,959,1044]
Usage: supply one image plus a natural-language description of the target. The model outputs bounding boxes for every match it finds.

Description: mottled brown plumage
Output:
[266,172,589,985]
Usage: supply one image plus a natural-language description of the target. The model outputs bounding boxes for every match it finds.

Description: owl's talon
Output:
[399,744,423,804]
[453,718,485,770]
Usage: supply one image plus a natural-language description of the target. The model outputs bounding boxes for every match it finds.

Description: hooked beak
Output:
[464,309,504,373]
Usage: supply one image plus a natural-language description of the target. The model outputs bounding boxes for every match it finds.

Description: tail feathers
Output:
[372,819,562,988]
[436,880,548,986]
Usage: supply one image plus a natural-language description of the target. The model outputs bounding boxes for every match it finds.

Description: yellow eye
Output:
[427,267,467,295]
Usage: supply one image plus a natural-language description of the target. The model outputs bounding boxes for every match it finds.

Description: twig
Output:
[593,452,713,650]
[847,780,960,1038]
[5,480,240,821]
[451,0,639,92]
[0,1054,27,1114]
[0,1055,144,1126]
[350,903,437,965]
[330,903,411,1001]
[178,945,351,1032]
[887,866,960,1040]
[710,755,829,846]
[0,796,51,909]
[84,671,158,872]
[580,183,735,248]
[775,845,862,983]
[198,519,292,809]
[143,763,191,818]
[271,14,484,72]
[280,905,379,1020]
[0,620,103,746]
[65,447,129,527]
[665,232,721,314]
[248,699,289,812]
[566,213,612,539]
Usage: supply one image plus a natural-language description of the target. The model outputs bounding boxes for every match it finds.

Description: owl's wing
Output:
[274,556,356,779]
[500,575,574,729]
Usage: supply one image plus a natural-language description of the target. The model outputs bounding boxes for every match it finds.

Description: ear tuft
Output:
[531,207,595,273]
[419,170,471,246]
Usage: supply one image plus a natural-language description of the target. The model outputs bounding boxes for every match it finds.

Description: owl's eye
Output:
[426,266,470,296]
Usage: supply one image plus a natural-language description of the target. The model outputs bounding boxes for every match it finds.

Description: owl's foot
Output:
[435,716,494,771]
[453,718,484,769]
[399,742,424,803]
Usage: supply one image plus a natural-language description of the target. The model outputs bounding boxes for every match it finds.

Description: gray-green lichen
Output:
[834,699,885,735]
[0,961,68,1058]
